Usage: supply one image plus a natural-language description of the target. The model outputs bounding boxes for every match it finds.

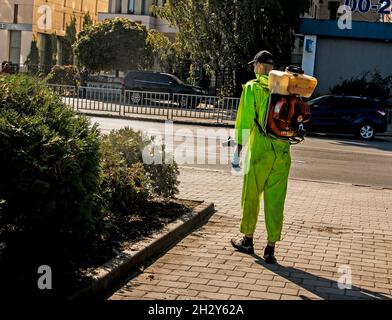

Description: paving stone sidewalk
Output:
[110,167,392,300]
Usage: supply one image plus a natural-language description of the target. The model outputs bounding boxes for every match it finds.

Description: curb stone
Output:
[68,201,215,300]
[78,111,235,128]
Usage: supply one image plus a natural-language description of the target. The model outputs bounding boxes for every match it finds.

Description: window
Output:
[114,0,121,14]
[146,74,162,83]
[62,13,66,30]
[350,99,373,110]
[161,75,174,85]
[309,0,313,16]
[9,31,21,64]
[328,1,340,20]
[309,97,332,108]
[13,4,18,24]
[128,0,135,14]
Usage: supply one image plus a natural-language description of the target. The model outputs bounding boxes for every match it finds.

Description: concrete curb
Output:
[67,201,215,301]
[77,111,235,128]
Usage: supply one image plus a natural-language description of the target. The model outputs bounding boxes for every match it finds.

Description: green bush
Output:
[0,74,102,294]
[100,128,179,199]
[330,71,392,102]
[0,76,180,296]
[45,65,78,87]
[100,138,150,216]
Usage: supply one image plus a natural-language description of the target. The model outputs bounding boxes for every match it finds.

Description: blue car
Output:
[305,95,388,140]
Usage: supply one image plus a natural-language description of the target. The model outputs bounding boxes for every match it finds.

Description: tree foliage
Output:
[45,65,78,87]
[25,35,40,74]
[62,16,77,65]
[74,18,153,72]
[330,71,392,102]
[82,11,94,30]
[151,0,310,96]
[0,74,102,295]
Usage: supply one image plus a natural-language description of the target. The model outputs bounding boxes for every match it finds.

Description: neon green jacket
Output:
[234,74,270,146]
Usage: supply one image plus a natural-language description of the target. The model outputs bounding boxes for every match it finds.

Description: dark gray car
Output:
[306,95,388,140]
[122,71,206,95]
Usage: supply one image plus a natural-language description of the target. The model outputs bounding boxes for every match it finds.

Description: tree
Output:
[25,35,40,74]
[51,33,58,66]
[330,71,392,102]
[74,18,153,72]
[82,11,94,30]
[146,29,188,75]
[151,0,310,96]
[43,33,53,73]
[62,16,77,65]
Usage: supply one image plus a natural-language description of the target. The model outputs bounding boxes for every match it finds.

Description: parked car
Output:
[1,61,19,74]
[122,70,207,108]
[305,95,388,140]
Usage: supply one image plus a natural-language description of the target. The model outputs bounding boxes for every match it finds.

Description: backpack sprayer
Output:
[261,65,317,144]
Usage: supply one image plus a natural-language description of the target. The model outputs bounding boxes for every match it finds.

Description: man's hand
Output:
[232,144,242,168]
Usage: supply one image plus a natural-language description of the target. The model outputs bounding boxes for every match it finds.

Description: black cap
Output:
[248,50,274,65]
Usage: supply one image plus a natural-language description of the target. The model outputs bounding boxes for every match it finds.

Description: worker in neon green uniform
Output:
[231,51,291,264]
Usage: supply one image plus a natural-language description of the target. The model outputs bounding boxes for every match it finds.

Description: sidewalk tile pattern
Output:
[110,167,392,300]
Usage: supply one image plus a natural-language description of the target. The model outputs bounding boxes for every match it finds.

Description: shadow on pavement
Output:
[307,132,392,153]
[253,254,391,300]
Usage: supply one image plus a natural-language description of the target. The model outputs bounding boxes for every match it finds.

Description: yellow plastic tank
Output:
[268,66,318,98]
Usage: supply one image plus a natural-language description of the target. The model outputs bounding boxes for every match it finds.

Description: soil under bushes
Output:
[65,198,199,297]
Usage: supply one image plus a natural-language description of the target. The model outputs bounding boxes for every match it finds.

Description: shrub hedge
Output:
[0,74,180,297]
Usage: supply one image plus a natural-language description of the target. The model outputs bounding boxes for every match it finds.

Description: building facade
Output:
[317,0,381,22]
[293,0,392,93]
[98,0,176,37]
[0,0,108,68]
[297,19,392,94]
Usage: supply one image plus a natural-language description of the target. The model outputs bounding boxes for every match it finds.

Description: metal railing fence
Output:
[46,85,240,123]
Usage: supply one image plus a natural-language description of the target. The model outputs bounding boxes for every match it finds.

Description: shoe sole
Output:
[231,239,254,254]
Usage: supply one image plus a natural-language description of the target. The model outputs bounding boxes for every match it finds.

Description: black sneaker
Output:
[231,236,254,254]
[263,245,277,264]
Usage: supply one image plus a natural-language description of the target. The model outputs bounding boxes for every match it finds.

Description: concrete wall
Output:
[313,37,392,94]
[0,0,34,24]
[0,30,10,62]
[20,31,33,64]
[0,29,32,64]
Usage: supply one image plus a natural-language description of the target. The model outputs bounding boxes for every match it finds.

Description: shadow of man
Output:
[252,254,390,300]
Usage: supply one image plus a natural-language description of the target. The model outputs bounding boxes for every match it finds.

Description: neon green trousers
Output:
[240,130,291,243]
